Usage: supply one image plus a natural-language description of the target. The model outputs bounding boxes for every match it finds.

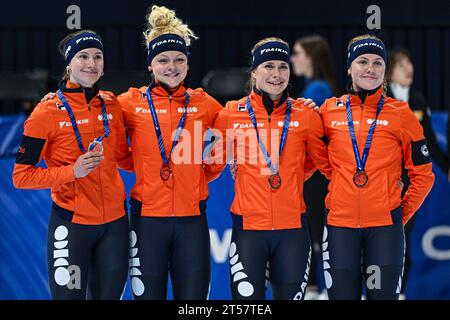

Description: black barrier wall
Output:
[0,0,449,113]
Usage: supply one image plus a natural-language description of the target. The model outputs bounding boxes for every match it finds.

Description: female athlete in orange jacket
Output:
[213,37,331,300]
[318,34,434,300]
[12,30,132,299]
[117,5,224,300]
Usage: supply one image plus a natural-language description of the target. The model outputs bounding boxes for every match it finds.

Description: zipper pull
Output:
[268,115,271,123]
[88,103,91,111]
[169,95,172,102]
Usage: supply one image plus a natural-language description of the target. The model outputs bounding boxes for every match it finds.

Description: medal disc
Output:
[160,165,172,181]
[88,140,103,153]
[268,173,282,190]
[353,170,368,187]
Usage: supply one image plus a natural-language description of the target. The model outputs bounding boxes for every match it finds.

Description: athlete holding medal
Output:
[318,34,435,299]
[213,37,332,300]
[117,6,224,299]
[12,30,132,299]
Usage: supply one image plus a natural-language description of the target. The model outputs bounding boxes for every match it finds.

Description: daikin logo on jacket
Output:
[135,107,166,114]
[232,122,265,130]
[59,119,89,128]
[331,120,359,127]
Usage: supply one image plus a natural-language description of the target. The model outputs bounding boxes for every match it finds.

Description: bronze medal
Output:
[268,173,282,190]
[353,170,368,188]
[160,165,172,181]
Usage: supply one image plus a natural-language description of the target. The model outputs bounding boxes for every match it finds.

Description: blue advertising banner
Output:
[0,112,449,299]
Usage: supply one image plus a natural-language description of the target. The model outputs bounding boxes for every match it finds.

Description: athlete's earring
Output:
[100,71,104,76]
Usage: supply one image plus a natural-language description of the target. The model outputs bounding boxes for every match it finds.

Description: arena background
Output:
[0,0,449,299]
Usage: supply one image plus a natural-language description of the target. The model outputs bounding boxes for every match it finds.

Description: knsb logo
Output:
[367,118,389,126]
[135,107,166,114]
[331,120,359,127]
[53,225,80,289]
[178,107,198,114]
[97,114,113,121]
[129,230,145,297]
[232,122,264,130]
[59,119,89,128]
[277,120,299,128]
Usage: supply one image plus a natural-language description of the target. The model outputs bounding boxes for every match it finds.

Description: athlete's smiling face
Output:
[349,54,385,91]
[68,48,104,88]
[149,51,188,88]
[252,60,290,100]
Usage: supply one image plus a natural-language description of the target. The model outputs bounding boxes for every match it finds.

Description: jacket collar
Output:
[58,80,100,106]
[347,84,383,107]
[251,86,289,115]
[147,79,187,98]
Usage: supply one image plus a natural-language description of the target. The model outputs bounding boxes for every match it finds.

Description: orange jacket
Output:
[320,87,434,227]
[117,82,224,217]
[213,90,331,230]
[12,81,132,225]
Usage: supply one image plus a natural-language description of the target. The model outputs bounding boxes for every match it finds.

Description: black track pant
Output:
[323,207,405,300]
[229,214,311,300]
[47,203,129,300]
[129,199,211,300]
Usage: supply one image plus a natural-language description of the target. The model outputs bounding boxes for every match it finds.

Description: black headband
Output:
[64,32,103,66]
[251,41,290,70]
[147,34,188,64]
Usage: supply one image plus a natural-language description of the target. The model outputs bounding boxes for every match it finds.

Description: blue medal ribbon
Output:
[245,96,292,174]
[345,93,384,172]
[57,89,110,153]
[145,86,190,166]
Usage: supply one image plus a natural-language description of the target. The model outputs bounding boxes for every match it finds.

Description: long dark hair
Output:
[295,35,338,95]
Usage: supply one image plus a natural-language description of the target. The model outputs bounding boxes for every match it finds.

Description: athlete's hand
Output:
[41,92,56,102]
[298,97,320,113]
[229,160,237,180]
[73,152,104,179]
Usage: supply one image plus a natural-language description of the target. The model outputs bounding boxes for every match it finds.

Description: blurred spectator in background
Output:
[291,35,338,299]
[386,48,449,299]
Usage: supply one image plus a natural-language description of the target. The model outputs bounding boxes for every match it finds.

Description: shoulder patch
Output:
[15,135,46,165]
[411,139,432,166]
